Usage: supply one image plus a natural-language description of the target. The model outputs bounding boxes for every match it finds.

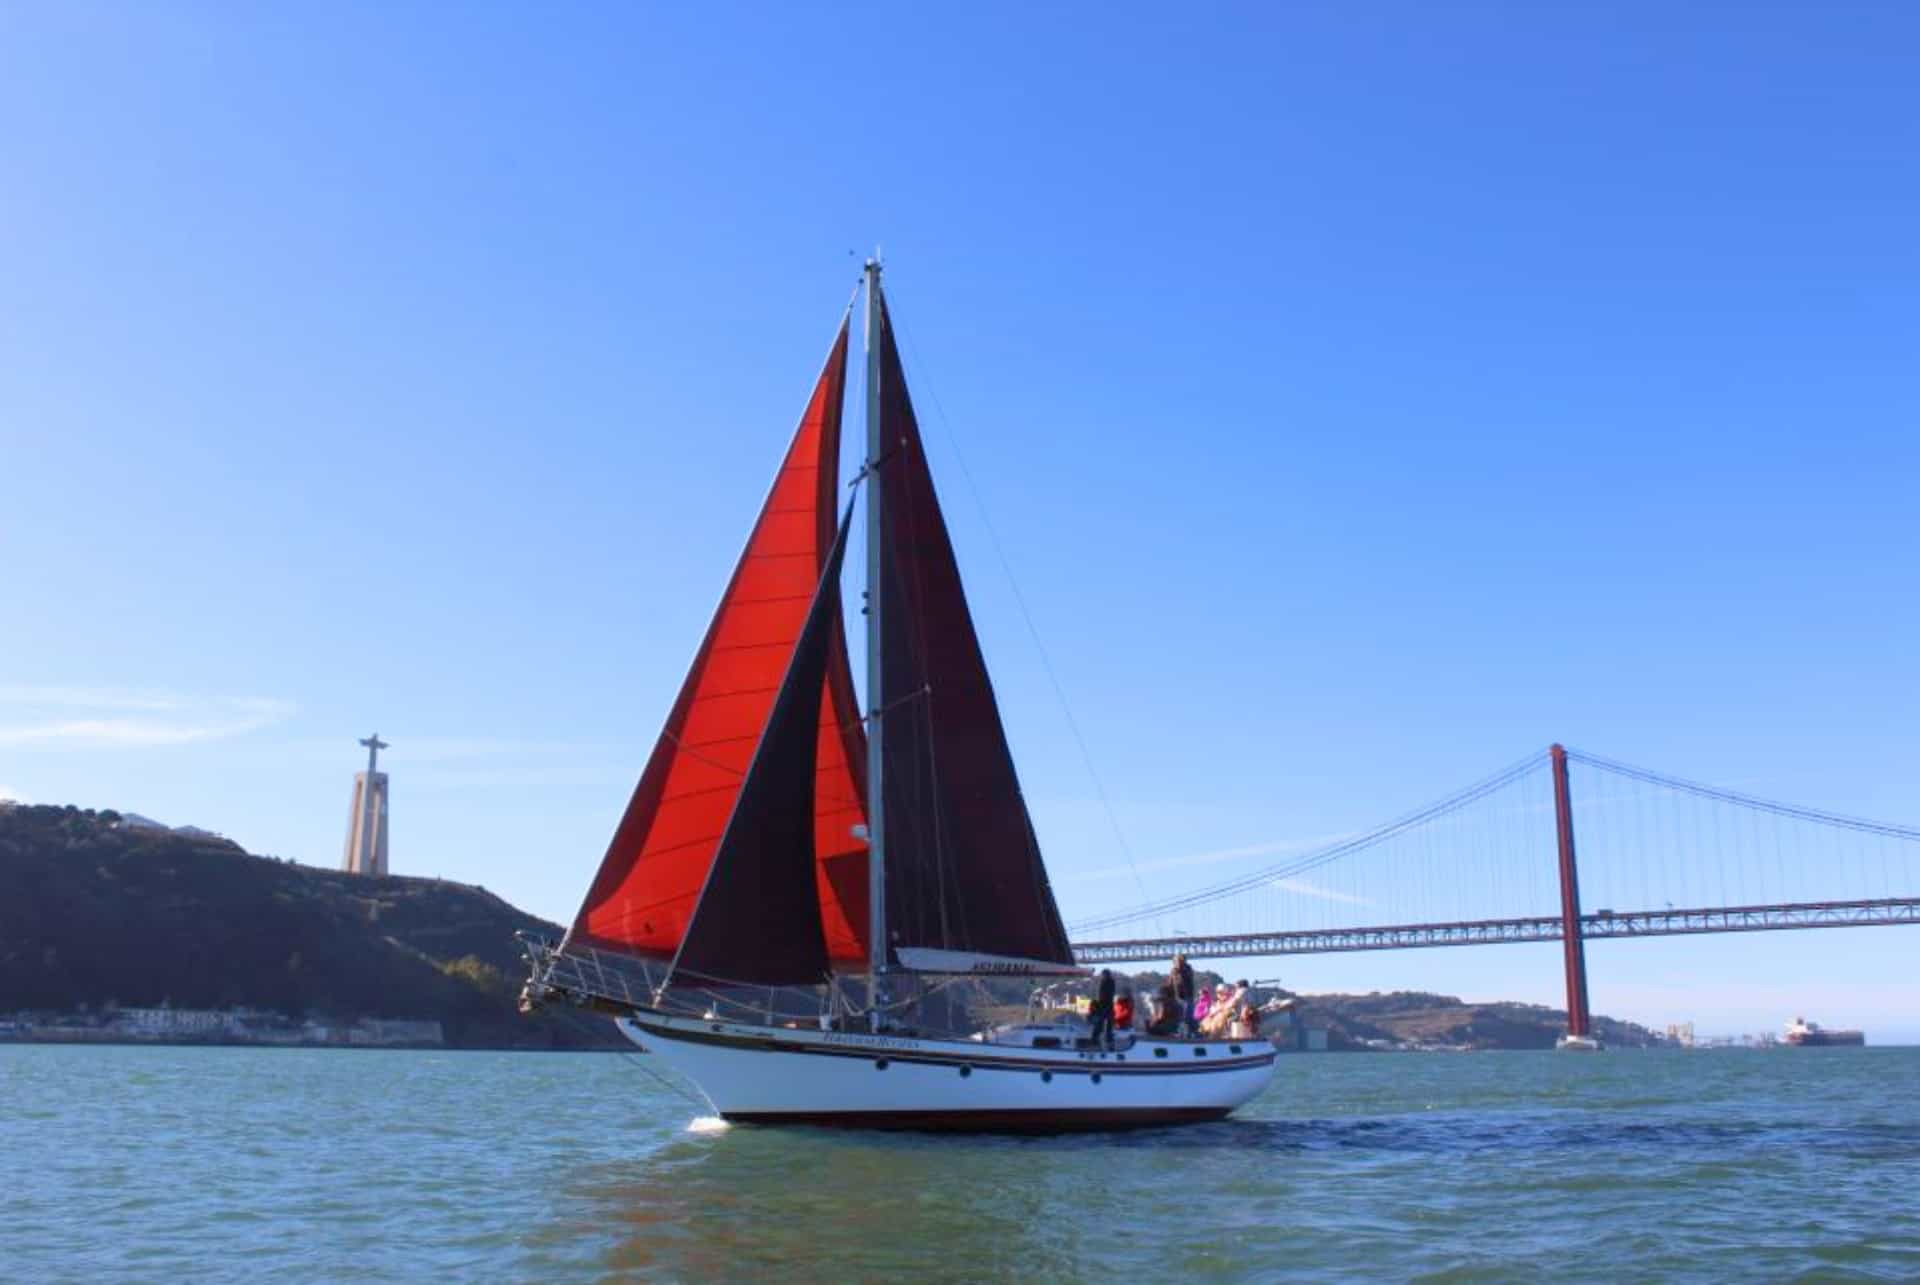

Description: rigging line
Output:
[864,683,932,723]
[617,1042,706,1108]
[1069,748,1551,933]
[668,969,977,1034]
[541,1004,707,1108]
[885,286,1150,904]
[1566,748,1920,842]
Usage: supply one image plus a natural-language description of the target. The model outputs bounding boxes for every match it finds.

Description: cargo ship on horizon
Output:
[1784,1016,1865,1047]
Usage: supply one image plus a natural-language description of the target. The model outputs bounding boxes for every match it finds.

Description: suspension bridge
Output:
[1067,745,1920,1043]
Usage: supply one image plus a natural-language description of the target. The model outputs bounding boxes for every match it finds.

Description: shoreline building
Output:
[342,733,390,877]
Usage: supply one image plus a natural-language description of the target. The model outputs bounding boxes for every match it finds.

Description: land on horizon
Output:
[2,801,1694,1052]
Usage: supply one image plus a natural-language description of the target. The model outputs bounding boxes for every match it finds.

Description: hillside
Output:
[1284,987,1658,1050]
[0,804,617,1049]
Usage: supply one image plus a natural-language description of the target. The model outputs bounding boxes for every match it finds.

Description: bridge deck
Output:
[1070,896,1920,964]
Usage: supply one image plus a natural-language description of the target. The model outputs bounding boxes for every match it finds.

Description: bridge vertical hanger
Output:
[1550,744,1593,1042]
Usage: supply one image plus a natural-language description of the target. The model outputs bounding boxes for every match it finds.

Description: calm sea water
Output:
[5,1043,1917,1281]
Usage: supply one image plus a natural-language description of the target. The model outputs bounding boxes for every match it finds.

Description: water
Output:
[6,1045,1918,1281]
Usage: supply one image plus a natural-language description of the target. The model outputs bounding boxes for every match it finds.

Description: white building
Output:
[117,1007,233,1036]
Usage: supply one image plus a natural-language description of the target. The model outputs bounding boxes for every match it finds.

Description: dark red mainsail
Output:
[870,290,1074,967]
[569,322,870,965]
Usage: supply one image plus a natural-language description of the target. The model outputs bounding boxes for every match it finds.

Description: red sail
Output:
[814,628,871,962]
[671,505,856,988]
[570,322,870,963]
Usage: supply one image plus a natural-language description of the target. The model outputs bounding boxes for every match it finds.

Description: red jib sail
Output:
[570,321,870,964]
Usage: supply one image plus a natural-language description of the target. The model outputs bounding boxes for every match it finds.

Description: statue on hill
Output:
[342,734,390,877]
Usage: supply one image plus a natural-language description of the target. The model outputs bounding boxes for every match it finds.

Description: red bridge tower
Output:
[1550,743,1596,1048]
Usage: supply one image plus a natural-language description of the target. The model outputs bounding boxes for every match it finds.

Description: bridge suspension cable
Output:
[1564,748,1920,842]
[1068,748,1550,936]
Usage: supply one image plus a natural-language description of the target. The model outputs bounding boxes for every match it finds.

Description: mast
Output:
[863,254,888,1027]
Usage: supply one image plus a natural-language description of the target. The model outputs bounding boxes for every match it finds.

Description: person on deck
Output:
[1173,954,1196,1037]
[1239,984,1264,1040]
[1147,979,1180,1036]
[1192,984,1213,1033]
[1225,981,1257,1039]
[1204,982,1244,1037]
[1087,968,1116,1051]
[1113,986,1135,1035]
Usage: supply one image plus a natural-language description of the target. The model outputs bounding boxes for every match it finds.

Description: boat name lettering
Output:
[823,1033,921,1051]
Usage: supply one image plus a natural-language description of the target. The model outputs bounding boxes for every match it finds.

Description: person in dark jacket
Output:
[1147,979,1180,1036]
[1173,954,1197,1037]
[1087,968,1116,1050]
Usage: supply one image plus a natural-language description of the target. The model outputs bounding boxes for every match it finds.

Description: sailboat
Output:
[521,261,1277,1130]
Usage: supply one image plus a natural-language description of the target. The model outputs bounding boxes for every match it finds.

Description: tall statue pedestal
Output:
[342,734,391,877]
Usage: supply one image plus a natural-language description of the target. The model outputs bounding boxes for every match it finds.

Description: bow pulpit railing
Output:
[517,933,663,1016]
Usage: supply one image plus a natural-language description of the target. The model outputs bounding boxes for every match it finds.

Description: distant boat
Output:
[1783,1016,1865,1047]
[521,262,1276,1130]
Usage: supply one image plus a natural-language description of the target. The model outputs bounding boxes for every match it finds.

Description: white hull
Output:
[617,1011,1277,1131]
[1556,1033,1604,1052]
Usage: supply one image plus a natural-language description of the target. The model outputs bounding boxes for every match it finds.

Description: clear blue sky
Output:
[4,4,1915,1039]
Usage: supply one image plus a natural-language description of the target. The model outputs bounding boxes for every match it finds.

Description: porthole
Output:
[1091,1072,1102,1085]
[1153,1048,1169,1059]
[1041,1070,1053,1083]
[1230,1045,1243,1055]
[1193,1047,1208,1057]
[958,1065,972,1078]
[875,1058,890,1070]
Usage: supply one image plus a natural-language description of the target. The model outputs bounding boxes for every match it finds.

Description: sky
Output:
[3,4,1915,1040]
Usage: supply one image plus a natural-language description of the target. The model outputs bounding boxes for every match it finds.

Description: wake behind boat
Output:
[521,261,1276,1129]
